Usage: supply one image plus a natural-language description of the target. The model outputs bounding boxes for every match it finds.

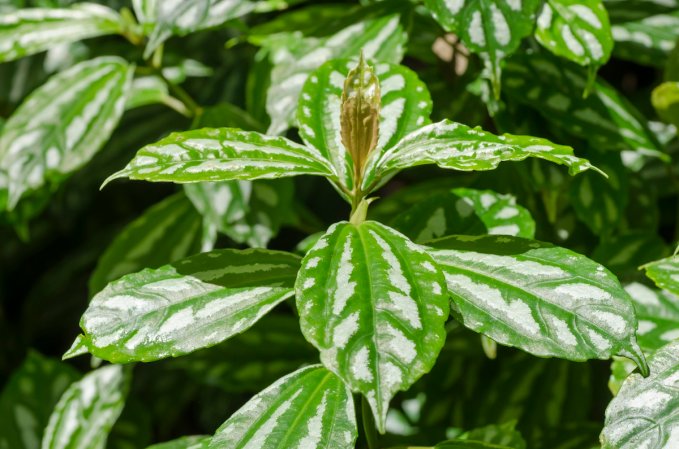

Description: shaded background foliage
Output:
[1,0,678,448]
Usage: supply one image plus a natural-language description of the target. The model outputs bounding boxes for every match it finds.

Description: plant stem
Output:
[362,396,379,449]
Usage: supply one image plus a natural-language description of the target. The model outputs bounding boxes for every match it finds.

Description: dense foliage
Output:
[1,0,679,448]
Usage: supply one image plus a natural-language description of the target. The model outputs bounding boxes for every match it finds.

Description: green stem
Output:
[362,396,379,449]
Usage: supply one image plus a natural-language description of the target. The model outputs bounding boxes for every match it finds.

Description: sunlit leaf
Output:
[643,255,679,296]
[427,235,648,373]
[209,365,357,449]
[652,81,679,128]
[73,249,300,363]
[295,221,449,432]
[0,3,123,62]
[298,58,431,191]
[0,56,133,210]
[0,352,79,449]
[366,119,601,192]
[392,188,535,243]
[42,365,129,449]
[104,128,335,186]
[601,341,679,449]
[423,0,541,97]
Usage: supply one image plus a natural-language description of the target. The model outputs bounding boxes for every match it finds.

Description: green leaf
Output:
[184,179,294,249]
[166,315,317,393]
[0,3,124,63]
[298,59,431,191]
[391,188,535,243]
[144,0,257,58]
[423,0,541,97]
[625,282,679,351]
[104,128,335,186]
[209,365,357,449]
[503,53,667,169]
[601,340,679,449]
[460,421,526,449]
[74,248,301,363]
[612,11,679,67]
[132,0,157,25]
[0,56,133,210]
[427,235,648,373]
[89,193,202,296]
[592,232,668,280]
[264,13,407,134]
[603,0,679,23]
[0,351,79,449]
[569,152,627,236]
[535,0,613,68]
[41,365,130,449]
[366,119,601,190]
[435,441,514,449]
[643,256,679,296]
[652,82,679,128]
[146,436,211,449]
[295,221,449,432]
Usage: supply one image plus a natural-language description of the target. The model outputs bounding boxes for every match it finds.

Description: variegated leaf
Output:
[569,151,627,236]
[0,56,133,210]
[503,53,667,169]
[625,282,679,351]
[42,365,129,449]
[612,11,679,67]
[427,235,648,373]
[0,352,79,449]
[298,59,431,191]
[104,128,335,186]
[145,0,257,57]
[146,436,211,449]
[132,0,157,25]
[535,0,613,67]
[423,0,541,97]
[601,341,679,449]
[265,13,406,135]
[366,120,601,190]
[209,365,357,449]
[603,0,679,22]
[0,3,123,62]
[184,179,294,249]
[392,187,535,243]
[644,256,679,296]
[295,221,449,432]
[89,193,202,296]
[71,249,301,363]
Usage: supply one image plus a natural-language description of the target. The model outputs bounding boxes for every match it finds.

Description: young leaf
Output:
[366,119,601,191]
[612,11,679,67]
[42,365,129,449]
[104,128,335,186]
[427,235,648,373]
[299,58,431,192]
[265,13,407,134]
[146,436,211,449]
[184,179,294,249]
[0,56,133,210]
[535,0,613,68]
[625,282,679,351]
[391,188,536,243]
[89,193,202,296]
[132,0,157,25]
[74,248,301,363]
[209,365,357,449]
[0,3,124,63]
[503,53,667,169]
[423,0,541,97]
[295,221,449,432]
[652,82,679,128]
[0,351,79,449]
[601,340,679,449]
[643,256,679,296]
[145,0,257,58]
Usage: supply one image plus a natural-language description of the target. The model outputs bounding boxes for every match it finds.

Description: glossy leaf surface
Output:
[209,365,357,449]
[427,235,648,372]
[75,249,300,363]
[644,256,679,296]
[295,221,449,432]
[625,282,679,351]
